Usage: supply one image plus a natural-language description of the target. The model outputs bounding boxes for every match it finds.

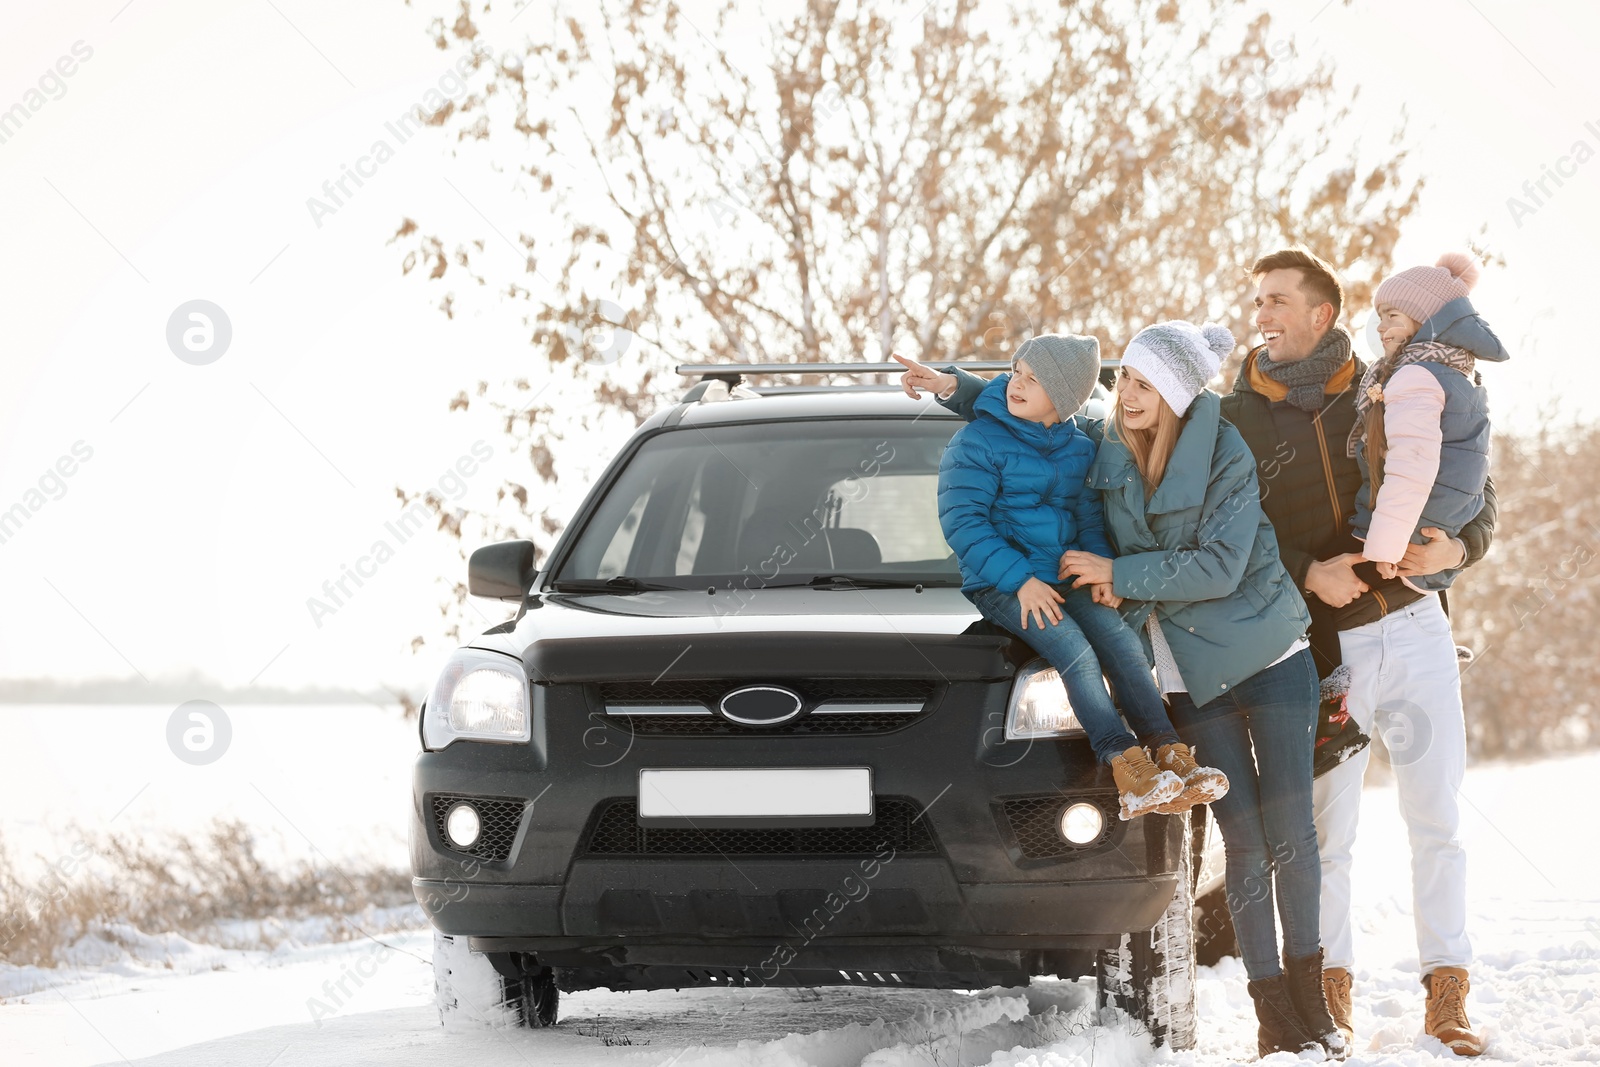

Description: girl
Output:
[1352,252,1508,590]
[906,323,1347,1059]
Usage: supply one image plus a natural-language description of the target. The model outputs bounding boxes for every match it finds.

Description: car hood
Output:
[466,587,1013,684]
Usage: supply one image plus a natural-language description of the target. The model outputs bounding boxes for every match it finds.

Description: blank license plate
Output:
[637,767,874,826]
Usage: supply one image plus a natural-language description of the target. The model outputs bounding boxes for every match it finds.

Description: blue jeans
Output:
[969,583,1179,764]
[1167,647,1321,980]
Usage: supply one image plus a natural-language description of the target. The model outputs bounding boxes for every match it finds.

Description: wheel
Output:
[1194,883,1239,967]
[433,931,559,1029]
[1096,812,1198,1050]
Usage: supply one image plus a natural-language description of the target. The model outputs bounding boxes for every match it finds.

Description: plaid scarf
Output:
[1346,341,1477,458]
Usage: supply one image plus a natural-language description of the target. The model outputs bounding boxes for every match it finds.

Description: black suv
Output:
[411,363,1228,1049]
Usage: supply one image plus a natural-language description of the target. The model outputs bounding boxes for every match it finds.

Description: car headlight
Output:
[1004,659,1086,740]
[422,648,531,750]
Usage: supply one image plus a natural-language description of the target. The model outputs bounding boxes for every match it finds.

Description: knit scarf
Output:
[1254,326,1354,412]
[1345,341,1478,458]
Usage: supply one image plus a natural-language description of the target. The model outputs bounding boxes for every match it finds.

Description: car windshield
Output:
[553,418,964,590]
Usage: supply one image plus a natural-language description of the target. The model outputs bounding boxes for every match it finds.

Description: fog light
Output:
[445,803,481,849]
[1059,802,1104,845]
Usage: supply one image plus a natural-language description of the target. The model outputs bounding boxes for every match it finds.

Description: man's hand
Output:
[1017,577,1065,630]
[1090,582,1123,609]
[1058,550,1114,588]
[1396,527,1467,577]
[892,352,958,400]
[1304,553,1370,608]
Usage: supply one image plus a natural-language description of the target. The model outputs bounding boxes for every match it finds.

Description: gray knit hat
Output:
[1120,321,1234,416]
[1012,333,1101,418]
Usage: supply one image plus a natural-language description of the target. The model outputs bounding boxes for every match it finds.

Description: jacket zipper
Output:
[1311,410,1341,537]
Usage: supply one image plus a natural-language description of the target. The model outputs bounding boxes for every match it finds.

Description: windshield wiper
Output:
[549,576,684,594]
[800,575,958,590]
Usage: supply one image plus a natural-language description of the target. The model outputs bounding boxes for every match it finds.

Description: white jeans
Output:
[1312,593,1472,973]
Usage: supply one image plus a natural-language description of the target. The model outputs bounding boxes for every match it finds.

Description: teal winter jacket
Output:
[1090,390,1311,702]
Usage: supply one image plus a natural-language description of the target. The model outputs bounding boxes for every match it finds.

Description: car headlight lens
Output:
[1004,660,1086,740]
[423,649,530,750]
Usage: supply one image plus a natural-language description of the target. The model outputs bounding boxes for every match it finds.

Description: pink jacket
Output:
[1360,364,1463,591]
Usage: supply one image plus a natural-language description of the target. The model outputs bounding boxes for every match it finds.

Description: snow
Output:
[2,747,1598,1066]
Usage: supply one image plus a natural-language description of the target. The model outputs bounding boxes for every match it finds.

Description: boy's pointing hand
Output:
[892,352,957,399]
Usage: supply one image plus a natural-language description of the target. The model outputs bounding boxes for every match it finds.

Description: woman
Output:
[900,323,1346,1060]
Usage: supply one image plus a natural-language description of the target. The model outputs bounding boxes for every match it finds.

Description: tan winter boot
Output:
[1151,742,1229,814]
[1323,966,1355,1049]
[1110,746,1182,820]
[1424,967,1484,1057]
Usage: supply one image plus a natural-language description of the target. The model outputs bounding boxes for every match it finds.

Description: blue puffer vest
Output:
[1351,296,1509,591]
[937,374,1113,594]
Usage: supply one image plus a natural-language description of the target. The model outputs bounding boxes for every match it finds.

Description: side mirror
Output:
[468,540,537,599]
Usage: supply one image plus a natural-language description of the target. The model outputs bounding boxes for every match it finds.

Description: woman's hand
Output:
[1016,577,1065,630]
[892,352,958,400]
[1090,582,1123,609]
[1058,550,1114,588]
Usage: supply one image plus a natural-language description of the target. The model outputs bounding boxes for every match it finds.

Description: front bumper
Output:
[410,677,1187,946]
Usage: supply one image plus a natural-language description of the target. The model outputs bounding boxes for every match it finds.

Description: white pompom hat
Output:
[1119,320,1235,417]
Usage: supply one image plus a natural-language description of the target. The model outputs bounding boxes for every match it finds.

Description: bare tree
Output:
[1450,421,1600,757]
[394,0,1417,647]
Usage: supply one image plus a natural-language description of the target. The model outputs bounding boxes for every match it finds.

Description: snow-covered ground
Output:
[2,719,1597,1066]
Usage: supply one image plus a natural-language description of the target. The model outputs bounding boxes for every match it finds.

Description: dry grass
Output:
[0,819,412,968]
[1452,422,1600,757]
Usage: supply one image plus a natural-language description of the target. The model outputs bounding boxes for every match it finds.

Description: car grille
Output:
[999,794,1119,859]
[597,679,933,735]
[583,797,938,857]
[431,793,526,863]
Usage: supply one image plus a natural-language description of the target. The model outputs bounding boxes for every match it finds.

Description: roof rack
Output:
[674,358,1122,401]
[678,358,1120,378]
[677,360,1014,383]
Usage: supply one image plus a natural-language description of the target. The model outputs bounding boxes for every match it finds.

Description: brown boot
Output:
[1324,966,1355,1048]
[1424,967,1484,1057]
[1247,974,1319,1058]
[1151,742,1229,814]
[1283,950,1348,1059]
[1109,746,1182,820]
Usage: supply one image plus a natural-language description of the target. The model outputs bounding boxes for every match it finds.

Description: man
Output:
[1223,248,1495,1056]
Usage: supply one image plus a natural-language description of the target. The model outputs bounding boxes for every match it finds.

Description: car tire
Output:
[1095,812,1198,1051]
[433,931,560,1029]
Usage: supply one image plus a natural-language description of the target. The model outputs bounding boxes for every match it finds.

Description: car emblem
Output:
[717,685,805,726]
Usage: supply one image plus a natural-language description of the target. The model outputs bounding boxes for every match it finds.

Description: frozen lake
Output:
[0,704,419,874]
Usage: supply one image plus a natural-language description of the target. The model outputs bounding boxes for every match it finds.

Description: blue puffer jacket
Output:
[1350,296,1509,592]
[938,374,1113,594]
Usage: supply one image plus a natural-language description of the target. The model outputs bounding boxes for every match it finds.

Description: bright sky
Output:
[1,0,1593,691]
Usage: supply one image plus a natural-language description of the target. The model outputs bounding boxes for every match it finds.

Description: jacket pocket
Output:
[1148,511,1201,552]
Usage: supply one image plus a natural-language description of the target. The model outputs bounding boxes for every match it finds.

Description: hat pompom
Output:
[1435,252,1480,292]
[1200,323,1235,360]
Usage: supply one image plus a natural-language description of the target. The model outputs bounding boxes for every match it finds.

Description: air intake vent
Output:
[584,797,938,857]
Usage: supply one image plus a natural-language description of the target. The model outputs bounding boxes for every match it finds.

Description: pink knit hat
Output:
[1373,252,1481,324]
